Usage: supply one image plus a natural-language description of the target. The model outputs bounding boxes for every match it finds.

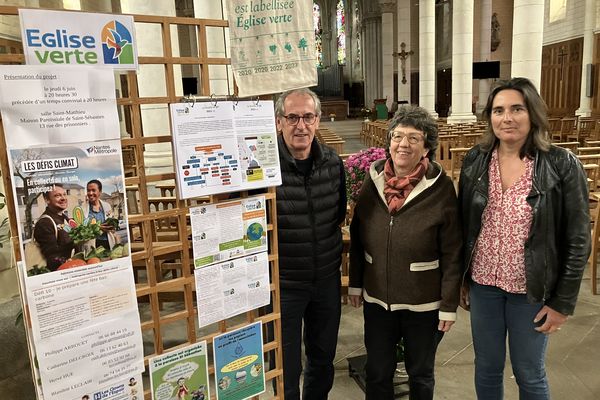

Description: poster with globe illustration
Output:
[190,196,267,268]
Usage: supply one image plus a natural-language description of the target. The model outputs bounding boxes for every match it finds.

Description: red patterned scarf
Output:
[383,157,429,213]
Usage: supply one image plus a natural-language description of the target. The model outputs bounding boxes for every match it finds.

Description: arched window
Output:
[354,1,360,65]
[336,0,346,65]
[313,2,323,68]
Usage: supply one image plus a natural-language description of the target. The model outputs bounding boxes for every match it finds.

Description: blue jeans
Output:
[470,282,549,400]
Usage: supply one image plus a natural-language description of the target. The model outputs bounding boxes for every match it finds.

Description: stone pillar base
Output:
[447,113,478,124]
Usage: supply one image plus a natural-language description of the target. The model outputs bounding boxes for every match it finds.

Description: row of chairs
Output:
[549,116,600,143]
[316,127,345,155]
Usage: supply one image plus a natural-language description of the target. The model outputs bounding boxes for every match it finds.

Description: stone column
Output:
[380,1,396,111]
[511,0,544,90]
[447,0,476,124]
[575,0,595,117]
[362,14,383,109]
[419,0,437,118]
[397,0,412,104]
[476,0,492,114]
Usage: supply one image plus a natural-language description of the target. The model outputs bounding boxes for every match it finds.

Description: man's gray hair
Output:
[274,88,322,117]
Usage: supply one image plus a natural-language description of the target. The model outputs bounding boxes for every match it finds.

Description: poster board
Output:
[0,6,284,400]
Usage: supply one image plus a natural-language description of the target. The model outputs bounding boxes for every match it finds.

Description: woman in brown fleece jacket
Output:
[349,105,462,400]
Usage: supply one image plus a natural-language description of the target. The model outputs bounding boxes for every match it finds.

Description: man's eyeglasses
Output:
[390,133,425,144]
[282,113,317,126]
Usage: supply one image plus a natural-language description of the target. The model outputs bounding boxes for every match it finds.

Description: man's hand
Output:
[459,282,470,311]
[348,294,363,308]
[534,305,568,334]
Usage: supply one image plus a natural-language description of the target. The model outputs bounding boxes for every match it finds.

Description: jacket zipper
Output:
[305,173,318,283]
[386,215,393,309]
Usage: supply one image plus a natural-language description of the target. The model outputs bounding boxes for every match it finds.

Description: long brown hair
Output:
[481,77,550,158]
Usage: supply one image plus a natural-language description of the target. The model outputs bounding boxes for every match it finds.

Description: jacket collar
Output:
[369,158,443,206]
[277,134,327,169]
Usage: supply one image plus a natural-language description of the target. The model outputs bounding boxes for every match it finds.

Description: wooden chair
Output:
[577,154,600,165]
[557,117,577,142]
[449,147,471,184]
[588,193,600,294]
[578,147,600,156]
[569,117,596,144]
[548,118,562,141]
[554,141,579,152]
[583,164,599,192]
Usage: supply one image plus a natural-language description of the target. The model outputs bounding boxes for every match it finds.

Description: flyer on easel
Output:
[190,195,267,267]
[195,251,270,328]
[213,322,265,400]
[149,341,210,400]
[0,65,144,400]
[170,100,281,199]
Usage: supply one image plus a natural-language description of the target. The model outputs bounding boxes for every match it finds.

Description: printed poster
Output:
[0,65,120,148]
[195,252,270,328]
[149,341,210,400]
[213,322,265,400]
[19,9,138,70]
[170,101,281,199]
[190,196,267,268]
[0,65,144,400]
[225,0,317,96]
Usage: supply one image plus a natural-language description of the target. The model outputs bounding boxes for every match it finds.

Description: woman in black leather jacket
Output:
[458,77,590,400]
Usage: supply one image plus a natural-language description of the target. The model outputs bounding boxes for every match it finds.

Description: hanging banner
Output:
[19,8,138,70]
[225,0,316,96]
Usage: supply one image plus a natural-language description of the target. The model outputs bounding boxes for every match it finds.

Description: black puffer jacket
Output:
[458,144,591,315]
[276,135,346,288]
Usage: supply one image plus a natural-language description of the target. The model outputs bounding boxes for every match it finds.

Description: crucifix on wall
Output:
[557,46,568,81]
[393,42,414,84]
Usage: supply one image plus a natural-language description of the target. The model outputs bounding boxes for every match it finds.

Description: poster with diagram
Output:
[170,101,280,199]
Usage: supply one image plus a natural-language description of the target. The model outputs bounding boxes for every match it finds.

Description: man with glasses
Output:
[274,88,346,400]
[33,184,75,271]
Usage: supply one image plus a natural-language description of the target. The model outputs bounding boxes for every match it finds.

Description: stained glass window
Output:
[313,3,323,68]
[354,1,360,65]
[336,0,346,65]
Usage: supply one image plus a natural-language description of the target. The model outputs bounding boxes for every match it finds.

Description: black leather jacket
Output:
[458,144,591,315]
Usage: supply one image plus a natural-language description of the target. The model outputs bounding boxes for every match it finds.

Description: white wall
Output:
[543,0,586,45]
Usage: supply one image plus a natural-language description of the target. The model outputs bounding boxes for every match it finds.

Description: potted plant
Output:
[344,147,387,204]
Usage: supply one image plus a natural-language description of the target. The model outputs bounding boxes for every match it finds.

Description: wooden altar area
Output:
[321,99,349,120]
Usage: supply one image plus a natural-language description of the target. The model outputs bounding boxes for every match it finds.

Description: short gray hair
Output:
[387,105,438,161]
[274,88,322,117]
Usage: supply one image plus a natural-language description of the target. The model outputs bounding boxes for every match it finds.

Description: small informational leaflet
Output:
[213,322,265,400]
[190,196,267,267]
[0,65,120,148]
[19,9,138,70]
[234,101,282,189]
[195,252,270,328]
[170,100,280,199]
[149,341,210,400]
[224,0,316,96]
[75,374,143,400]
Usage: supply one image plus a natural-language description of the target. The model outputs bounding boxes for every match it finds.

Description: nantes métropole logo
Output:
[101,21,134,65]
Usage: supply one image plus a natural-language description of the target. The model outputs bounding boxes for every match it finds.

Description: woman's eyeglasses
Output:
[282,113,317,126]
[390,133,425,144]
